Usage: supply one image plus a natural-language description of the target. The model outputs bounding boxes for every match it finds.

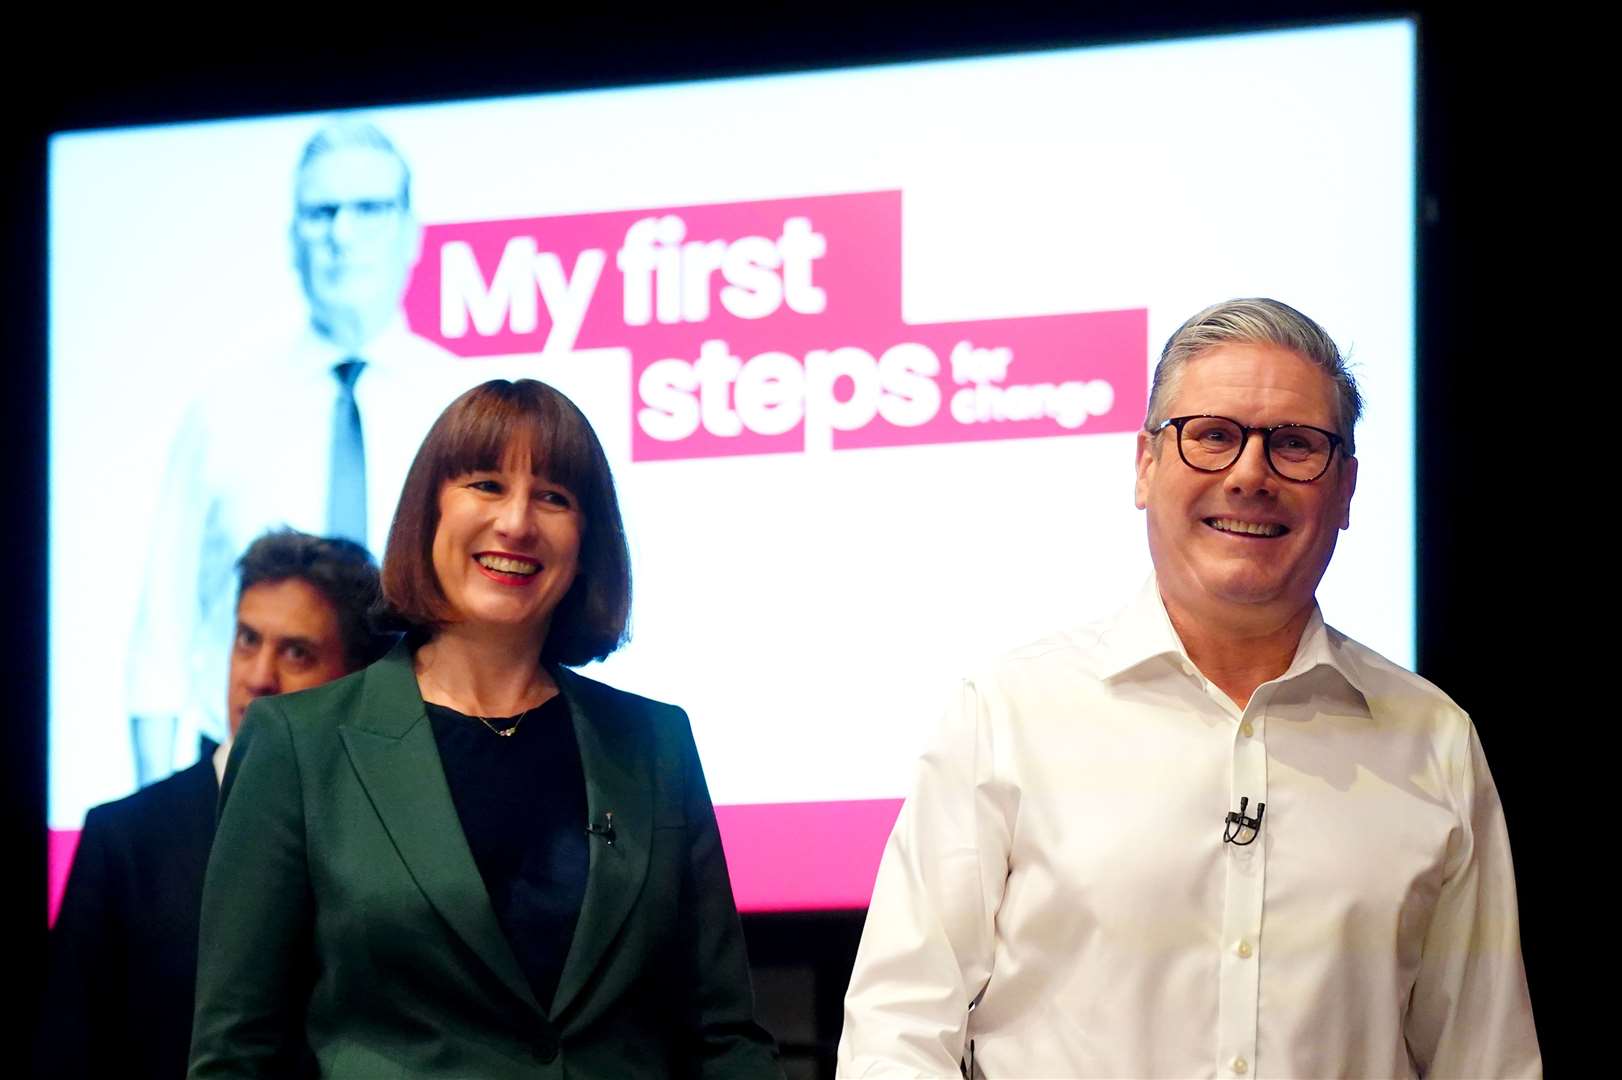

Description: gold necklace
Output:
[418,662,551,738]
[474,702,538,738]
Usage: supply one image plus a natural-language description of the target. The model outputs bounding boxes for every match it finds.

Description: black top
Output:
[427,694,589,1014]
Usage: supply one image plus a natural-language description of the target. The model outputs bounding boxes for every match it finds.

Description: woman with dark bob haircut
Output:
[190,380,783,1079]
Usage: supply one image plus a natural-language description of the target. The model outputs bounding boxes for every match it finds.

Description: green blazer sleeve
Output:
[189,697,316,1078]
[674,705,782,1077]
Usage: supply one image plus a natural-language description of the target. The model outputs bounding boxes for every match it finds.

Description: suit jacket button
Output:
[532,1028,560,1063]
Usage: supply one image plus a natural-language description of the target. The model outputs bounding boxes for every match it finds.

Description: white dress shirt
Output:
[126,319,490,773]
[838,580,1540,1078]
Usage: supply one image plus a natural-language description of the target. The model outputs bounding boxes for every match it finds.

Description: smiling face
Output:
[1134,341,1357,636]
[429,447,583,646]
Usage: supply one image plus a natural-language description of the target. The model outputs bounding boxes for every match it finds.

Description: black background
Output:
[3,4,1576,1072]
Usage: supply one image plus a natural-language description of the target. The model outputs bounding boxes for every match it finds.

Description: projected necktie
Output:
[327,359,368,546]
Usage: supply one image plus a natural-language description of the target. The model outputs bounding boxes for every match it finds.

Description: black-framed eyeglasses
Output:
[1153,415,1345,483]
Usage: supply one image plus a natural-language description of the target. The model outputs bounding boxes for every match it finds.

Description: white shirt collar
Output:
[1096,576,1372,701]
[291,313,422,375]
[212,737,232,786]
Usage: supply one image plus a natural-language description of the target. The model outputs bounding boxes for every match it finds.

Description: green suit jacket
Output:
[189,641,782,1078]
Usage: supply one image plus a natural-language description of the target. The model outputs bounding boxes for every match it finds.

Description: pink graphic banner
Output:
[404,190,1147,461]
[48,828,80,926]
[715,798,902,912]
[50,800,902,922]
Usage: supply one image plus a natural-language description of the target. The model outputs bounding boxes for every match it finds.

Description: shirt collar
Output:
[1096,576,1372,701]
[1283,608,1375,701]
[292,313,418,374]
[1092,577,1188,680]
[212,737,232,786]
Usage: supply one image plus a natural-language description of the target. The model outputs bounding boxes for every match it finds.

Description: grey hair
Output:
[295,119,413,210]
[1145,297,1362,455]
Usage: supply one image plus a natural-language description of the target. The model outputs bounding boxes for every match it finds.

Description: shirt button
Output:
[1236,940,1253,958]
[1232,1057,1249,1074]
[1240,722,1255,738]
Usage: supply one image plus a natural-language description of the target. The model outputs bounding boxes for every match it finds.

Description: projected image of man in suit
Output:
[42,530,392,1080]
[126,120,484,788]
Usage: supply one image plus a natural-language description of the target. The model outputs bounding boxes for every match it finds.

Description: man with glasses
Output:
[838,298,1539,1078]
[125,120,481,786]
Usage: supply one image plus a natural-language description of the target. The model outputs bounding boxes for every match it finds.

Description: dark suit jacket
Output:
[39,755,219,1079]
[189,642,782,1078]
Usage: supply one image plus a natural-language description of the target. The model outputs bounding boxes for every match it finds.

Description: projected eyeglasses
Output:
[294,198,404,237]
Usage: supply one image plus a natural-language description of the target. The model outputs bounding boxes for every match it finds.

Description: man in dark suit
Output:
[39,530,394,1079]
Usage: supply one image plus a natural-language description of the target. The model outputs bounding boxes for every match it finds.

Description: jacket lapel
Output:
[548,666,653,1020]
[337,642,544,1018]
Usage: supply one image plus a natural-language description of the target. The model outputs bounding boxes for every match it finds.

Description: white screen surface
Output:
[49,19,1414,909]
